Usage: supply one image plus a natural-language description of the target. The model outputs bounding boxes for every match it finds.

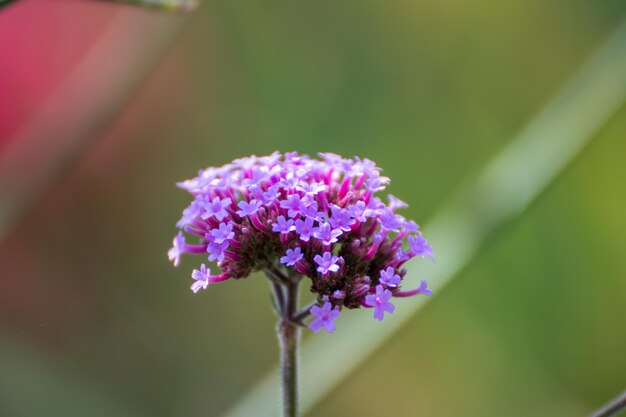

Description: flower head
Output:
[169,152,434,331]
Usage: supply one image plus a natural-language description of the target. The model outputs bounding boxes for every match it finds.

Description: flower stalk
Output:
[271,272,348,417]
[270,271,304,417]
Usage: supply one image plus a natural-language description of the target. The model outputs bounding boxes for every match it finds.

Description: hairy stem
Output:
[271,272,301,417]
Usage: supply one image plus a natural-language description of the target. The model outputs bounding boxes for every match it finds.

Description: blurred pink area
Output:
[0,0,190,336]
[0,0,120,149]
[0,0,183,246]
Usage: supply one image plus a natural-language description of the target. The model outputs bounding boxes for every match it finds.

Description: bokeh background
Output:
[1,0,626,416]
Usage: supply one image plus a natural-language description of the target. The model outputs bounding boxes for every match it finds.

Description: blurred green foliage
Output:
[0,1,625,416]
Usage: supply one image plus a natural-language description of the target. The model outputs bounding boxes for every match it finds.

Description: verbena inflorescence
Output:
[168,152,433,333]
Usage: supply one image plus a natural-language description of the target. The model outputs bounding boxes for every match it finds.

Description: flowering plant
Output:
[169,152,433,416]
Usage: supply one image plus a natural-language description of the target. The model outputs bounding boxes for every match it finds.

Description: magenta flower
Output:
[168,152,437,417]
[169,152,434,326]
[365,285,395,321]
[308,302,341,333]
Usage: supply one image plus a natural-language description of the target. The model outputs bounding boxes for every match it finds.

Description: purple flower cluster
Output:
[169,152,433,332]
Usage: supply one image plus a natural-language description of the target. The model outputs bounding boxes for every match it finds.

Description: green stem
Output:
[271,272,301,417]
[278,316,298,417]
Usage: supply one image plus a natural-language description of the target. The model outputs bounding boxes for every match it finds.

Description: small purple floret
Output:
[262,185,280,204]
[294,217,315,242]
[329,205,355,232]
[168,232,186,267]
[297,181,327,196]
[348,201,368,223]
[314,252,341,275]
[408,232,434,261]
[207,241,229,262]
[190,264,210,293]
[236,199,262,217]
[365,285,395,321]
[313,222,343,246]
[280,194,308,218]
[309,302,341,333]
[379,267,401,287]
[210,222,234,244]
[272,216,295,234]
[380,208,403,231]
[201,196,231,221]
[388,194,408,211]
[281,247,304,267]
[417,279,432,296]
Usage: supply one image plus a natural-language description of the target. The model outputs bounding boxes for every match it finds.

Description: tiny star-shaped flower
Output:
[190,264,210,293]
[280,247,304,267]
[365,285,395,321]
[408,233,435,261]
[272,215,295,234]
[236,199,262,217]
[379,267,401,287]
[308,302,341,333]
[314,252,341,275]
[209,222,234,244]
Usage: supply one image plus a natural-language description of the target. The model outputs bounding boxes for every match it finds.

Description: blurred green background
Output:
[1,1,626,416]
